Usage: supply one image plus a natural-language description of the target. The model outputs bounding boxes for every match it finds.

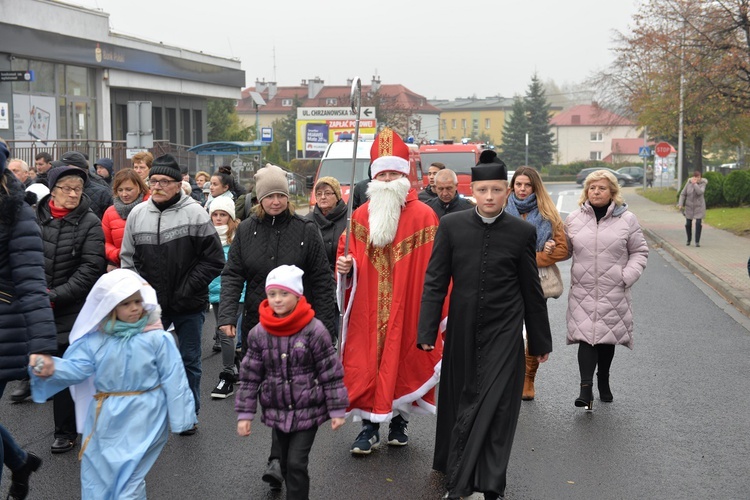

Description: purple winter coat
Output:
[235,317,348,433]
[564,202,648,349]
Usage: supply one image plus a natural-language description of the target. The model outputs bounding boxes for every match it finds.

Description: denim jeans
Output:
[0,382,28,485]
[162,310,205,415]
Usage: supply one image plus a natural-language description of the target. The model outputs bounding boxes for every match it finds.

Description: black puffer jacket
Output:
[305,199,348,273]
[219,209,337,343]
[0,172,57,381]
[37,193,106,344]
[84,173,113,220]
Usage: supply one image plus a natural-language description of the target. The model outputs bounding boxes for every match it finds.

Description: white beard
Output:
[367,177,410,248]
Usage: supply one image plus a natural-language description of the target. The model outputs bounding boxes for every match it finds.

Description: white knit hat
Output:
[265,265,304,297]
[208,196,236,220]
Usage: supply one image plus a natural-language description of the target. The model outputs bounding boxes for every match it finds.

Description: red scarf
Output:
[49,199,73,219]
[258,296,315,337]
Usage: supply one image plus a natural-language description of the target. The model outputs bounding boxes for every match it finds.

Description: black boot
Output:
[597,372,613,402]
[685,221,692,246]
[574,383,593,410]
[10,379,31,402]
[7,451,41,500]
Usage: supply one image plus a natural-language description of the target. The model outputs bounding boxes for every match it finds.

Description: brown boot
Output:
[522,353,539,400]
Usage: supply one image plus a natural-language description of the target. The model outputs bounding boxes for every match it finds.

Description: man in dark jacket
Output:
[418,161,445,202]
[425,169,474,219]
[37,164,106,454]
[121,154,224,428]
[60,151,112,219]
[0,139,56,497]
[34,152,53,187]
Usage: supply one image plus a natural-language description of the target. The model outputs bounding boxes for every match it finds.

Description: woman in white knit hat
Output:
[218,163,337,492]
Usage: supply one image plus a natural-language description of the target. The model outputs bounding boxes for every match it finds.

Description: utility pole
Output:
[677,17,685,190]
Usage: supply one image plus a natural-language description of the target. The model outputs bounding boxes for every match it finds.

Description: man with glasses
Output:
[120,154,225,434]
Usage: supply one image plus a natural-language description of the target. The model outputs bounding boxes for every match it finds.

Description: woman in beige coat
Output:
[565,170,648,410]
[677,170,708,247]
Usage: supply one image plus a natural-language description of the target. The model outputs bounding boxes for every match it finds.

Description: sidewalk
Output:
[623,187,750,317]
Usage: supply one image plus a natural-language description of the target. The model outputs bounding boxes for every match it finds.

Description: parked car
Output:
[575,167,634,186]
[616,166,644,184]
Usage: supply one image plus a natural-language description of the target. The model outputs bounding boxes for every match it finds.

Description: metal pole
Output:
[677,18,685,190]
[337,76,362,352]
[525,132,529,166]
[643,126,648,189]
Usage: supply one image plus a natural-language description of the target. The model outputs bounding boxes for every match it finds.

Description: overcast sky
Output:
[74,0,641,100]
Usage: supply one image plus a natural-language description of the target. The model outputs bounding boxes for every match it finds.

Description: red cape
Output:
[337,190,445,422]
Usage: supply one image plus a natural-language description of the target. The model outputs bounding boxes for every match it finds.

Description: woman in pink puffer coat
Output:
[565,170,648,410]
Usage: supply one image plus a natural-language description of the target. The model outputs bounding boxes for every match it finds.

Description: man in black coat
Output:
[417,159,552,500]
[424,168,474,219]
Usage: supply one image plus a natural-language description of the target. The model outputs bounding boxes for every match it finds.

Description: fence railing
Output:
[4,139,198,173]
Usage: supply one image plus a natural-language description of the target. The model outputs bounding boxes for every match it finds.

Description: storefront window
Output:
[65,65,88,97]
[29,60,55,94]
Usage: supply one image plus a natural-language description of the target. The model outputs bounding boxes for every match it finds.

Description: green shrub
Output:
[702,171,725,207]
[723,169,750,206]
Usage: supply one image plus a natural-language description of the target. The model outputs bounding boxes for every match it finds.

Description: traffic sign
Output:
[638,146,651,158]
[655,142,672,158]
[261,127,273,142]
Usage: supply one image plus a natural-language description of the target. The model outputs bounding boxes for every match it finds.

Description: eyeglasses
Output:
[149,179,178,187]
[54,185,83,195]
[315,191,336,198]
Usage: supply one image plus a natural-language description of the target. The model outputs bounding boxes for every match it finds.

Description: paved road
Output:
[2,187,749,498]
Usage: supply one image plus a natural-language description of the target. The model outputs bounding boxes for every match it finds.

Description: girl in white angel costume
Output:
[30,269,196,499]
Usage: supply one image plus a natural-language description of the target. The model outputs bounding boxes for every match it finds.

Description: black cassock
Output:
[417,209,553,498]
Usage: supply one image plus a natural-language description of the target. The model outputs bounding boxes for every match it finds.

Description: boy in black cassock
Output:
[417,152,553,500]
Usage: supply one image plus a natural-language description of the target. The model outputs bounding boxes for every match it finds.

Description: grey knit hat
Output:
[254,163,289,201]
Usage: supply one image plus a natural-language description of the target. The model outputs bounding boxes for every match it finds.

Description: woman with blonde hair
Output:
[101,169,149,271]
[564,170,648,410]
[506,166,567,400]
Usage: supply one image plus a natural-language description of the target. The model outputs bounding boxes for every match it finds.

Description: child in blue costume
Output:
[30,269,197,500]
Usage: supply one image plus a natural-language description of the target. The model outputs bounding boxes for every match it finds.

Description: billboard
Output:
[296,107,377,159]
[12,95,57,145]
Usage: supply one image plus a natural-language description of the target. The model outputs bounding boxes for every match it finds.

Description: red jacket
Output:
[102,194,149,267]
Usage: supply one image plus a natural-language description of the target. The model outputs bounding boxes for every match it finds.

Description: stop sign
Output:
[655,142,672,158]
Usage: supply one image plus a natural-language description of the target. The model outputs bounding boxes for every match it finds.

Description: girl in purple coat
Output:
[236,265,347,500]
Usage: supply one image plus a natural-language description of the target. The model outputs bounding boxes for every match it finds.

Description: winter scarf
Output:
[258,296,315,337]
[49,199,73,219]
[506,193,552,251]
[214,224,228,246]
[113,193,145,220]
[102,315,149,340]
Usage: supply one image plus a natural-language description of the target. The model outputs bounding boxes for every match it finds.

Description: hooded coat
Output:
[678,178,708,220]
[564,202,648,349]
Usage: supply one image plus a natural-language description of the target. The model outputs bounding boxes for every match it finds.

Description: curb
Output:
[642,227,750,318]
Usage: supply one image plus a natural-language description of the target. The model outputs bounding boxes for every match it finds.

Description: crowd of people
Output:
[0,132,653,500]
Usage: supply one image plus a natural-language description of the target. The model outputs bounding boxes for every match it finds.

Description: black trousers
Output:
[274,427,318,500]
[53,343,77,440]
[577,343,615,384]
[685,218,702,244]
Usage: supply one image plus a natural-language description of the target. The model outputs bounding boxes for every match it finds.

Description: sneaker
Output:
[350,423,380,454]
[387,415,408,446]
[211,373,235,399]
[7,451,42,500]
[212,333,222,353]
[261,459,283,491]
[10,379,31,402]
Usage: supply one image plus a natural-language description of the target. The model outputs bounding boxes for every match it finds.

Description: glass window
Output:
[281,99,293,106]
[181,109,191,145]
[166,108,176,143]
[193,110,202,144]
[485,118,491,129]
[11,58,29,93]
[451,119,456,129]
[153,107,163,140]
[590,132,603,142]
[66,65,88,97]
[590,151,602,160]
[58,97,67,139]
[55,64,65,96]
[326,98,337,106]
[29,60,55,94]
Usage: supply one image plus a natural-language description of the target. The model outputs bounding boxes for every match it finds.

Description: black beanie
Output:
[150,154,182,181]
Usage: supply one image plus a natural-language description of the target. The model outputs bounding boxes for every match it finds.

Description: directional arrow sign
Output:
[363,108,372,117]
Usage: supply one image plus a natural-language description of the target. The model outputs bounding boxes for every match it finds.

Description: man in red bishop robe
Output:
[336,128,444,455]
